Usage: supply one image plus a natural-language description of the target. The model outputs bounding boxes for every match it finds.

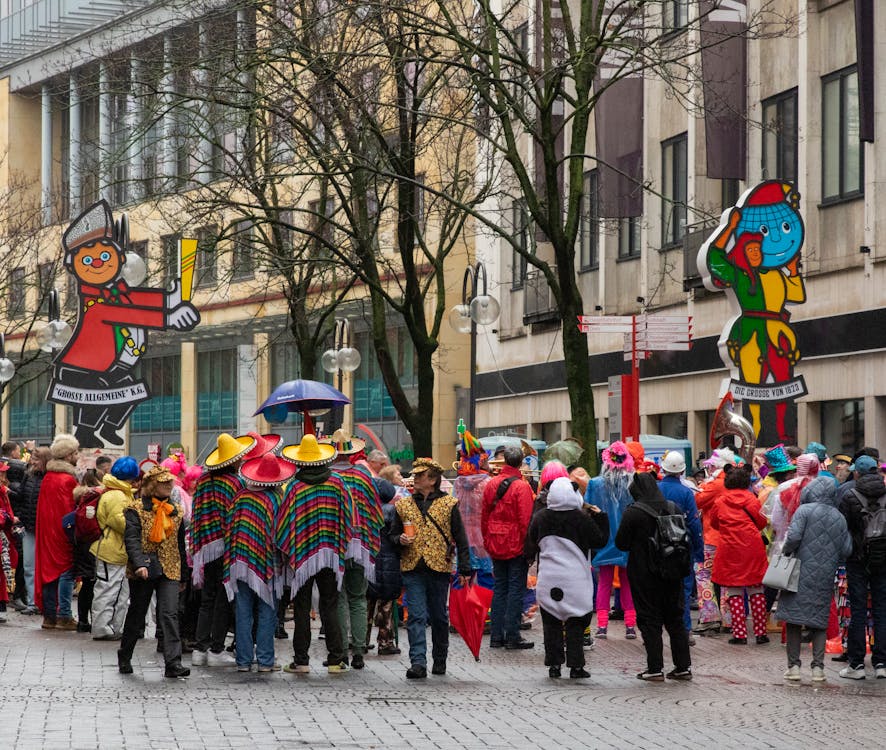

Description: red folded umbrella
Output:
[449,583,493,661]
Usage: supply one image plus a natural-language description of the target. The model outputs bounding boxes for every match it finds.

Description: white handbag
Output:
[762,553,801,592]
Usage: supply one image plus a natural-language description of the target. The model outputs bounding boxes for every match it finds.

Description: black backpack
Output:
[634,501,692,581]
[853,490,886,572]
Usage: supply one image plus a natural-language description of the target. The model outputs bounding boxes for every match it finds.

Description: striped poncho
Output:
[222,486,282,607]
[336,464,384,582]
[278,474,350,593]
[190,469,243,587]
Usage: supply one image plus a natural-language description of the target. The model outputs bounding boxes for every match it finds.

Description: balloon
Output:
[121,252,147,287]
[262,403,290,424]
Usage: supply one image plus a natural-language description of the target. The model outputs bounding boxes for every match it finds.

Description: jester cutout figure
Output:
[47,200,200,449]
[697,181,807,444]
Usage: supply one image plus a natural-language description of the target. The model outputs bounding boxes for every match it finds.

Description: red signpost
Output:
[578,314,693,440]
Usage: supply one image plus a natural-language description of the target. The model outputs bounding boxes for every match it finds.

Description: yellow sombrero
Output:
[205,433,257,469]
[319,429,366,456]
[281,434,338,467]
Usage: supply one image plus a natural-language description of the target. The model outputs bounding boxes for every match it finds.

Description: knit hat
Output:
[281,434,337,467]
[205,433,256,469]
[795,453,820,478]
[804,442,828,463]
[241,453,296,486]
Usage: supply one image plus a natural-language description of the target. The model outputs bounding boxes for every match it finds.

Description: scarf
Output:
[277,475,349,593]
[336,464,384,580]
[223,487,281,607]
[149,498,174,542]
[190,469,243,586]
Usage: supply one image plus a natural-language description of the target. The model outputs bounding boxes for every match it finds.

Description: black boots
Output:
[117,649,133,674]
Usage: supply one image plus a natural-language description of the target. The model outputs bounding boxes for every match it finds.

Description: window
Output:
[663,1,689,33]
[110,87,129,205]
[197,348,238,431]
[308,198,335,257]
[661,133,688,247]
[7,367,54,442]
[618,217,641,259]
[81,92,100,207]
[64,272,77,313]
[761,89,798,183]
[231,222,254,280]
[161,234,180,288]
[7,267,25,317]
[820,398,864,456]
[511,200,530,289]
[579,170,599,270]
[721,178,741,211]
[512,23,529,109]
[411,173,426,241]
[130,354,182,434]
[38,262,54,316]
[195,226,218,288]
[822,67,862,201]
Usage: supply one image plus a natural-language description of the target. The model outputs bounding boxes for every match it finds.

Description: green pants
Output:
[337,561,368,654]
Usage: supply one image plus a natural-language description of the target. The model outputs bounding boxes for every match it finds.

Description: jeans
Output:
[120,577,182,668]
[845,560,886,667]
[541,608,590,669]
[194,558,231,653]
[490,556,528,644]
[403,569,450,668]
[786,623,826,669]
[22,532,35,607]
[42,569,75,619]
[337,561,368,654]
[234,581,277,668]
[292,568,344,666]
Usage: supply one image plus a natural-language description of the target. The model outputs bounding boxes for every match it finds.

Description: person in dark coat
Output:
[9,448,49,613]
[525,477,609,679]
[366,479,402,655]
[837,454,886,680]
[777,476,852,682]
[615,471,692,681]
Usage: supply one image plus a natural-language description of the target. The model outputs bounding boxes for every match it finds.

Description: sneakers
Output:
[207,650,236,666]
[637,671,665,682]
[595,627,607,640]
[666,668,692,681]
[687,634,697,646]
[237,664,252,672]
[258,663,281,672]
[377,646,401,655]
[569,667,590,679]
[327,661,349,673]
[548,665,561,678]
[811,666,826,682]
[405,664,427,679]
[583,634,595,650]
[283,663,311,674]
[624,626,637,640]
[505,638,534,650]
[191,650,208,666]
[839,665,866,680]
[783,665,801,681]
[875,664,886,680]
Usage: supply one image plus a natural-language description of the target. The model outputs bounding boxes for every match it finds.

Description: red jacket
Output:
[695,473,726,548]
[481,466,534,559]
[709,487,769,587]
[34,461,78,610]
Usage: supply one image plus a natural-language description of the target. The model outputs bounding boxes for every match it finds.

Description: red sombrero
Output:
[243,432,284,461]
[240,453,296,487]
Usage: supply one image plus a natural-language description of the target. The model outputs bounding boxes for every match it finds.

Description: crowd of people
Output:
[0,431,884,687]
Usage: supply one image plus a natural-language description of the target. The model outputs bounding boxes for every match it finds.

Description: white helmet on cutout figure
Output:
[660,450,686,475]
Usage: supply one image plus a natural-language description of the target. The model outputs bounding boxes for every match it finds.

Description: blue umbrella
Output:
[255,379,350,418]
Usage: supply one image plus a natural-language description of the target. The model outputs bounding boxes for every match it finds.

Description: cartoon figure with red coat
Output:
[48,200,200,449]
[697,181,807,444]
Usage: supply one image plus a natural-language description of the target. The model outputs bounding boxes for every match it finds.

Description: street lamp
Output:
[0,333,14,384]
[449,262,499,430]
[36,290,72,353]
[321,317,361,433]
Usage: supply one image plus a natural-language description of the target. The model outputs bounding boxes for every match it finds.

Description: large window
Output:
[161,234,180,288]
[511,200,530,289]
[820,398,864,456]
[661,133,688,247]
[762,88,798,182]
[7,267,25,317]
[7,368,54,443]
[579,170,599,270]
[197,348,238,431]
[352,326,416,423]
[195,226,218,288]
[231,222,255,281]
[663,1,689,33]
[822,67,862,202]
[618,216,641,259]
[129,354,182,456]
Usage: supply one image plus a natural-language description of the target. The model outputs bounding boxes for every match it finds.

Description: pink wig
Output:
[540,460,569,487]
[602,440,634,473]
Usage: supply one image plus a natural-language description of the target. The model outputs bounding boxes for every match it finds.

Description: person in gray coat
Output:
[776,476,852,682]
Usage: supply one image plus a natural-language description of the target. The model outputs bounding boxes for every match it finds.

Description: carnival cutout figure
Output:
[48,201,200,449]
[697,181,807,444]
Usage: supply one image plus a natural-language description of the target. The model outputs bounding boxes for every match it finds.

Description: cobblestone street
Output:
[1,609,883,749]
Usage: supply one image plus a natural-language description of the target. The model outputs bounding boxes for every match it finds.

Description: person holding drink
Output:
[390,457,472,679]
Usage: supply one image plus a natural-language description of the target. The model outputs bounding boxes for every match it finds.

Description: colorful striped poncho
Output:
[190,469,243,587]
[336,464,384,582]
[278,474,350,593]
[222,486,282,607]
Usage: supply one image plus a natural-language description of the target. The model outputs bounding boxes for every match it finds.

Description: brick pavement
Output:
[1,610,883,749]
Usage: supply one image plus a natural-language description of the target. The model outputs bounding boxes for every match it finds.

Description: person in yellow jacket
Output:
[391,457,472,679]
[90,456,141,639]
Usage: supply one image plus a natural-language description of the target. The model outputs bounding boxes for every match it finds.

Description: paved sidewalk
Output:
[0,611,883,749]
